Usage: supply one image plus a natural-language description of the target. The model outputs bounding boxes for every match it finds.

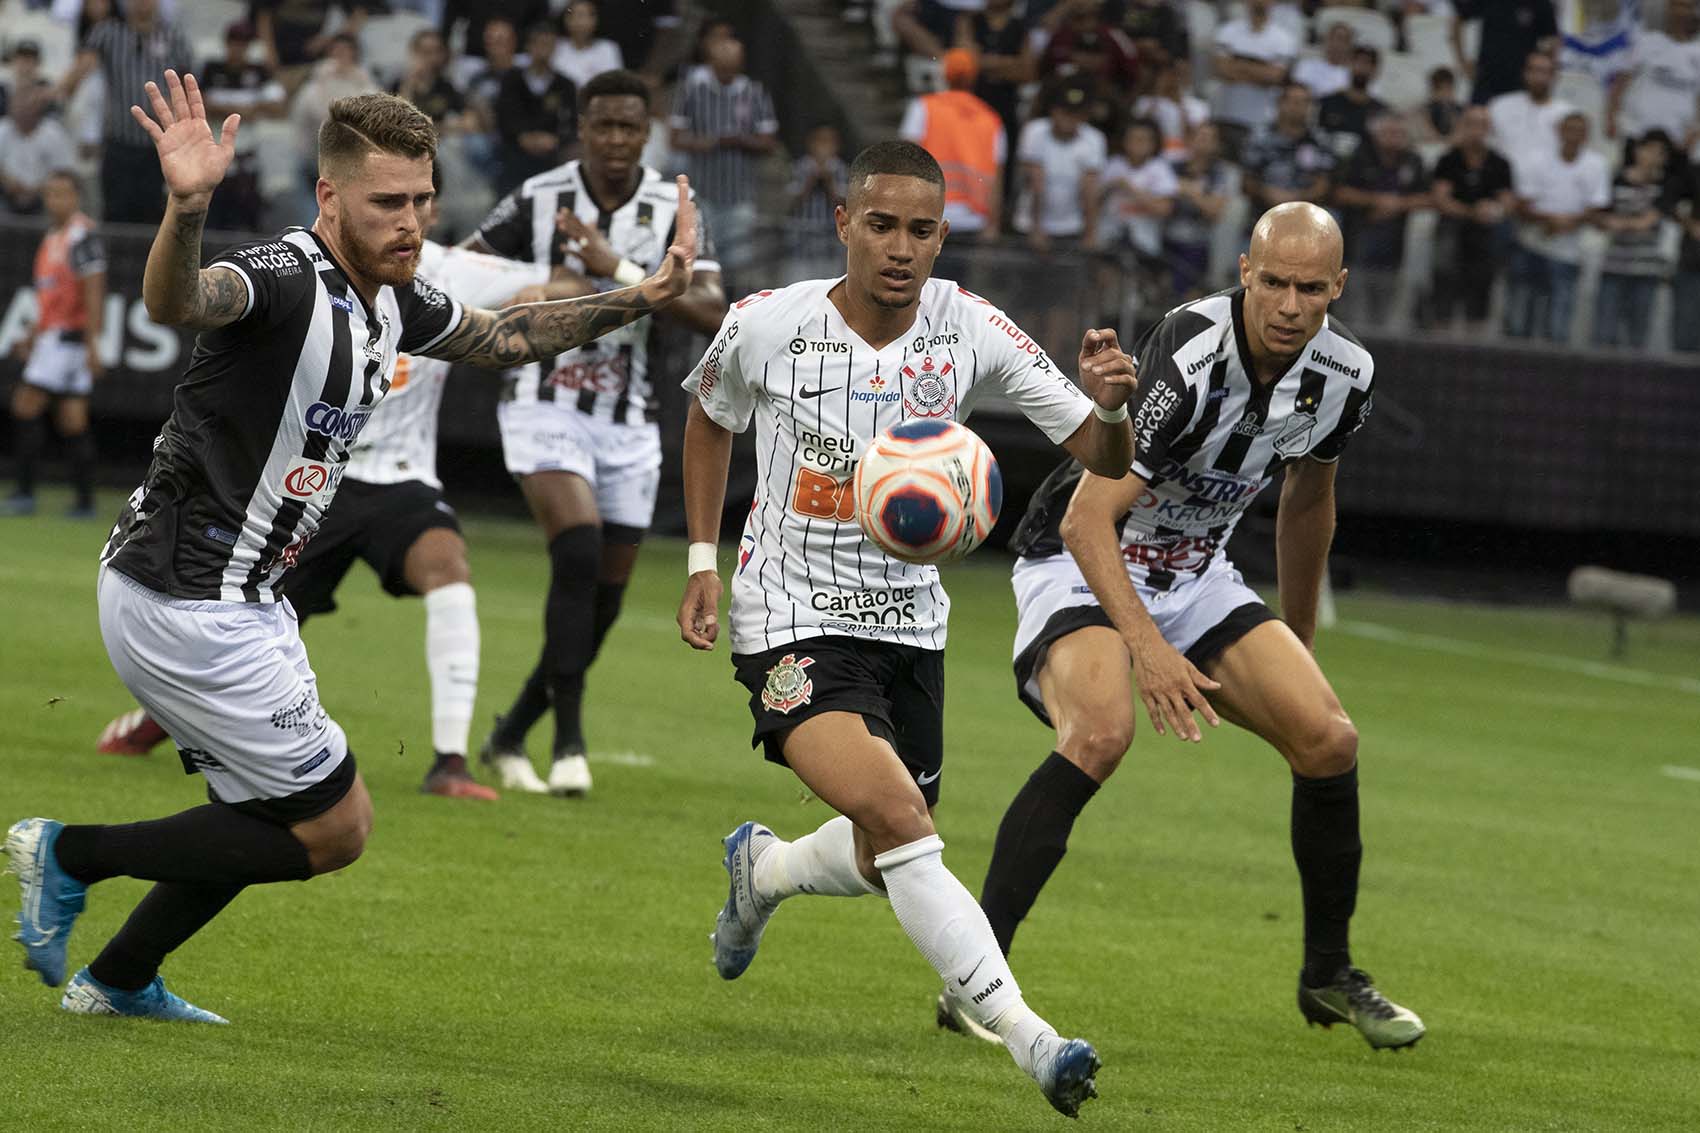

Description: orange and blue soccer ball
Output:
[852,420,1002,565]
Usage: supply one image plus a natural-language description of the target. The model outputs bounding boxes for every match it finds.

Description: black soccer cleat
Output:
[1298,966,1425,1050]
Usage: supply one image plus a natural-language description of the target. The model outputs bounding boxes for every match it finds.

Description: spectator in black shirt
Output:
[1243,83,1337,211]
[393,28,475,132]
[1333,112,1429,325]
[1414,67,1464,143]
[1318,46,1388,159]
[444,0,550,60]
[201,20,287,231]
[1674,164,1700,352]
[1453,0,1559,105]
[495,22,577,193]
[253,0,369,87]
[1114,0,1190,71]
[1429,104,1515,328]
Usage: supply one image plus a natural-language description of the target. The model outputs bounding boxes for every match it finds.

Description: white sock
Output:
[874,836,1058,1078]
[753,816,884,902]
[424,582,479,755]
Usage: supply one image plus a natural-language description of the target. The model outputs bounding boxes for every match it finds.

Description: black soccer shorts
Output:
[283,478,462,618]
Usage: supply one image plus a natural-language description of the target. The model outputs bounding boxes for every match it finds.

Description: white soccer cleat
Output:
[547,753,592,798]
[935,988,1003,1044]
[484,754,549,794]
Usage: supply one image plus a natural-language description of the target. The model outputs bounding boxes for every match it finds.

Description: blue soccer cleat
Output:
[710,820,778,980]
[1034,1036,1102,1119]
[6,817,88,987]
[60,967,229,1024]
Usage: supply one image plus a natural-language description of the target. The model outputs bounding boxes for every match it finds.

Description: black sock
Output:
[88,882,244,991]
[591,580,626,652]
[1292,766,1361,987]
[492,658,549,749]
[53,803,312,886]
[14,415,45,496]
[543,524,600,757]
[979,752,1102,957]
[67,430,95,508]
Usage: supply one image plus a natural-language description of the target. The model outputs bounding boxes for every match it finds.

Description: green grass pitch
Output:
[3,490,1698,1130]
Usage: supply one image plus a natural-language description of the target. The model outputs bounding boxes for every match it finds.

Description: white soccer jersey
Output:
[1011,288,1375,592]
[473,162,719,424]
[345,241,550,486]
[686,276,1096,654]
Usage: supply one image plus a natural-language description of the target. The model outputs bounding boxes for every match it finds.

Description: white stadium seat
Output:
[177,0,245,68]
[1,8,75,80]
[1315,5,1396,53]
[1374,53,1432,112]
[1187,0,1219,82]
[1404,12,1454,68]
[360,10,437,87]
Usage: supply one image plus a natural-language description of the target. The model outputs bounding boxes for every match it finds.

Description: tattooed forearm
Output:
[427,287,659,367]
[143,200,244,330]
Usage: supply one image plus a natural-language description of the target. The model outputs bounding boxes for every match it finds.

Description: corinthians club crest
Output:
[761,654,816,714]
[902,356,956,418]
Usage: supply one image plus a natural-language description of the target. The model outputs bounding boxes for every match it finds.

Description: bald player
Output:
[939,203,1425,1050]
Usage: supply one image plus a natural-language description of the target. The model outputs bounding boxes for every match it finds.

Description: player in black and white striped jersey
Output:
[465,70,728,797]
[676,142,1139,1117]
[4,79,698,1023]
[968,202,1425,1052]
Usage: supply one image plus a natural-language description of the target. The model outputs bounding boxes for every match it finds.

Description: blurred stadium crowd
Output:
[1,0,1698,352]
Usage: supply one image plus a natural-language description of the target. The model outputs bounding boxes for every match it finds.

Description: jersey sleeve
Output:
[395,273,465,355]
[684,305,758,433]
[472,189,534,260]
[1128,314,1206,480]
[206,237,316,328]
[973,304,1094,445]
[431,246,551,308]
[69,229,108,276]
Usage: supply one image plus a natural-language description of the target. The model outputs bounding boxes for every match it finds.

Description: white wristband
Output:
[1093,401,1130,423]
[613,258,646,287]
[687,541,718,575]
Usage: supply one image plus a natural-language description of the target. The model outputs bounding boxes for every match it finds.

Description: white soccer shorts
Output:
[496,401,662,529]
[97,567,350,806]
[1010,553,1275,719]
[22,333,94,397]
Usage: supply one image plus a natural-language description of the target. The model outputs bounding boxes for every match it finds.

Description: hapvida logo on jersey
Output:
[305,401,372,443]
[851,375,900,405]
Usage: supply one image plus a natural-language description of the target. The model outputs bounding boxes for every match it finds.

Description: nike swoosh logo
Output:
[957,955,985,987]
[917,769,941,786]
[799,386,841,399]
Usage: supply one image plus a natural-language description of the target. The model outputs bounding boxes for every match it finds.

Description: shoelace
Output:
[1341,969,1398,1019]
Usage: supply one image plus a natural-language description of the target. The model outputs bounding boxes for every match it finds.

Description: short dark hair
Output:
[1429,66,1455,87]
[319,92,439,180]
[846,141,944,201]
[409,27,443,50]
[1124,116,1162,144]
[579,68,651,113]
[1353,45,1379,65]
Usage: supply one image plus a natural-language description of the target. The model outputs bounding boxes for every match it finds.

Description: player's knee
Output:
[856,793,935,854]
[1292,713,1358,778]
[303,785,374,875]
[415,554,471,593]
[1064,717,1134,780]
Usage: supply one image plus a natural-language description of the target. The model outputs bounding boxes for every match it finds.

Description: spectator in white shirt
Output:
[1489,51,1575,180]
[1211,0,1300,160]
[1098,117,1178,258]
[1133,58,1210,158]
[0,88,74,217]
[551,1,625,90]
[1606,0,1700,148]
[1015,82,1106,252]
[1505,111,1612,342]
[1294,22,1355,101]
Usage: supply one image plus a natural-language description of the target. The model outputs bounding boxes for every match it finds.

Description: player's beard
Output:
[340,214,420,288]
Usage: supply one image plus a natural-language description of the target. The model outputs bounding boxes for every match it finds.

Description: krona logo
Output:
[1308,349,1360,380]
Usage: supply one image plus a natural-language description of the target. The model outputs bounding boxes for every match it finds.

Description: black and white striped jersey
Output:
[101,229,463,603]
[687,277,1095,655]
[1010,287,1374,591]
[473,161,719,425]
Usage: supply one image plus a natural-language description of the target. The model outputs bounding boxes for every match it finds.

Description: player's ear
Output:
[315,175,335,218]
[937,217,950,247]
[1332,267,1348,303]
[1237,253,1251,287]
[835,203,849,247]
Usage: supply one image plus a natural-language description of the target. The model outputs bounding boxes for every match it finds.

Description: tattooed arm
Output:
[143,202,251,329]
[423,174,701,366]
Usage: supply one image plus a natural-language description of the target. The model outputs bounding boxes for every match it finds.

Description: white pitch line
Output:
[1339,621,1700,698]
[1661,765,1700,782]
[593,751,656,768]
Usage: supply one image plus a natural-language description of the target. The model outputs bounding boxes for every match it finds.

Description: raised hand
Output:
[130,70,239,210]
[556,207,621,277]
[641,175,698,304]
[1076,327,1138,410]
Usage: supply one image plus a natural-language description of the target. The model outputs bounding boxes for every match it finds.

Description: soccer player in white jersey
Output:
[466,70,729,797]
[958,203,1423,1051]
[5,79,696,1022]
[91,180,587,800]
[674,141,1138,1117]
